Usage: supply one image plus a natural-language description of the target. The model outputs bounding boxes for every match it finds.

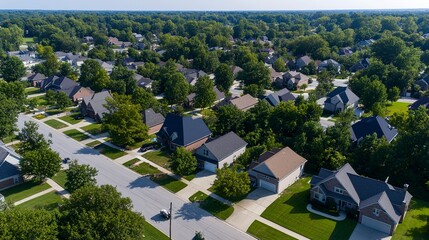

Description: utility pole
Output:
[169,202,172,239]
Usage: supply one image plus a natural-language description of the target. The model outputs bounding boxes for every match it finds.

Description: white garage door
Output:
[204,161,217,173]
[361,216,391,234]
[259,179,277,193]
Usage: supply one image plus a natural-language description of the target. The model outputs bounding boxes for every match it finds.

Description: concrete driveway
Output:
[236,188,279,215]
[191,170,216,190]
[349,224,392,240]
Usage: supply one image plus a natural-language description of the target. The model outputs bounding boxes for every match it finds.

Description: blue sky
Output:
[1,0,429,11]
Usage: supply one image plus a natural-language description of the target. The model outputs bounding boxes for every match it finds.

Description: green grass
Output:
[150,174,187,193]
[30,95,48,106]
[142,221,169,240]
[63,129,89,141]
[123,158,140,167]
[189,191,234,220]
[86,140,102,147]
[0,181,51,203]
[1,134,17,144]
[51,171,67,189]
[261,178,356,240]
[386,102,410,116]
[16,191,62,211]
[45,109,67,116]
[183,174,196,181]
[247,220,297,240]
[392,198,429,240]
[81,123,104,135]
[23,37,35,44]
[143,150,172,170]
[124,158,161,175]
[44,119,68,129]
[33,114,47,120]
[59,113,83,125]
[25,87,41,95]
[94,144,127,159]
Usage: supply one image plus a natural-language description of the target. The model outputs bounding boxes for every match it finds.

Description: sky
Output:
[1,0,429,11]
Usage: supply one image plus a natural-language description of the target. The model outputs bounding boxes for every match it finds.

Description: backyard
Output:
[392,198,429,239]
[150,174,187,193]
[0,181,51,203]
[261,178,357,240]
[44,119,68,129]
[189,191,234,220]
[386,102,410,116]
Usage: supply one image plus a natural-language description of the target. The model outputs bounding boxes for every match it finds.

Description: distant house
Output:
[108,37,132,49]
[185,86,225,107]
[179,68,207,86]
[195,132,247,173]
[324,87,359,113]
[229,94,258,111]
[83,36,93,43]
[134,74,154,89]
[339,47,353,56]
[318,59,341,73]
[143,108,165,135]
[80,90,112,122]
[157,113,212,151]
[132,33,144,42]
[409,96,429,112]
[356,39,375,49]
[415,75,429,91]
[278,71,309,89]
[41,76,94,102]
[249,147,307,193]
[0,145,22,190]
[351,116,398,143]
[269,68,284,83]
[310,163,412,235]
[231,66,243,78]
[295,56,312,70]
[27,73,46,87]
[350,58,370,73]
[265,88,296,106]
[17,55,40,69]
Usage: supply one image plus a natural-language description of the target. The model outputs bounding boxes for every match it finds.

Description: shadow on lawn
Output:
[127,176,157,189]
[175,202,211,221]
[284,189,311,214]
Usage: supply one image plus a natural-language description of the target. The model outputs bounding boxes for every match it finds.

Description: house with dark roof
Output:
[310,163,412,235]
[249,147,307,193]
[0,145,22,190]
[28,73,46,87]
[318,59,341,73]
[185,86,225,108]
[350,58,370,73]
[143,108,165,135]
[409,96,429,112]
[134,73,154,89]
[415,75,429,91]
[295,56,312,70]
[179,68,207,86]
[157,113,212,151]
[279,71,310,89]
[324,87,359,113]
[356,39,375,49]
[339,47,353,56]
[80,90,112,122]
[41,76,94,102]
[195,132,247,173]
[351,116,398,143]
[265,88,296,106]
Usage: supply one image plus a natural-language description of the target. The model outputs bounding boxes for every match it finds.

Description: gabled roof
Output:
[325,87,359,105]
[319,59,341,68]
[252,147,307,180]
[28,73,46,82]
[360,191,401,223]
[0,147,9,166]
[143,108,165,128]
[409,96,429,111]
[230,94,258,111]
[265,88,296,106]
[83,90,112,120]
[201,132,247,162]
[351,116,398,143]
[158,113,212,147]
[0,145,21,179]
[296,56,312,66]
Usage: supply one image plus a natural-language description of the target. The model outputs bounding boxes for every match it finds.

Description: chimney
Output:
[403,184,409,191]
[385,176,389,183]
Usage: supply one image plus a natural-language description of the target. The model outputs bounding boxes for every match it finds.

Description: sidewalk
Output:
[46,178,70,199]
[14,188,55,206]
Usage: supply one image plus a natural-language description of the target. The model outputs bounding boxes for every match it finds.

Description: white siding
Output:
[204,161,217,173]
[361,216,392,234]
[218,146,246,168]
[278,164,305,193]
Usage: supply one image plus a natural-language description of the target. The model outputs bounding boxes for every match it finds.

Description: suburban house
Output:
[249,147,307,193]
[179,68,207,86]
[27,73,46,87]
[134,73,154,89]
[41,76,94,102]
[356,39,376,49]
[231,65,243,77]
[269,68,284,83]
[195,132,247,173]
[350,116,398,143]
[409,96,429,112]
[318,59,341,73]
[157,113,212,151]
[278,71,309,89]
[265,88,296,106]
[339,47,353,56]
[295,55,312,70]
[0,145,22,190]
[310,163,412,235]
[143,108,165,135]
[17,55,41,69]
[324,87,359,113]
[108,37,132,49]
[229,94,259,111]
[83,36,93,43]
[80,90,112,122]
[415,75,429,91]
[350,58,370,73]
[185,86,225,107]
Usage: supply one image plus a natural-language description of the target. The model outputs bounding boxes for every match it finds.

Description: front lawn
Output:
[392,198,429,240]
[86,140,101,147]
[1,134,17,144]
[44,119,68,129]
[261,178,356,240]
[142,220,169,240]
[150,174,187,193]
[45,109,67,116]
[0,181,51,203]
[81,123,104,135]
[63,129,89,141]
[189,191,234,220]
[16,191,63,211]
[247,220,297,240]
[386,102,410,116]
[51,170,67,189]
[143,150,172,170]
[124,159,161,175]
[94,144,127,159]
[30,95,48,107]
[59,113,83,125]
[25,87,41,95]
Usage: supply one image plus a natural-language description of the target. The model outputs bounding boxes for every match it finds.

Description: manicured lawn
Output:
[86,140,101,147]
[81,123,104,135]
[142,220,169,240]
[63,129,89,141]
[189,191,234,220]
[386,102,410,116]
[23,37,35,44]
[33,113,47,120]
[51,170,67,189]
[143,150,172,170]
[0,181,51,203]
[16,191,62,211]
[150,174,187,193]
[1,134,17,144]
[392,198,429,240]
[124,159,161,175]
[123,158,140,167]
[30,95,48,107]
[25,87,41,95]
[183,174,196,181]
[247,220,297,240]
[59,113,83,125]
[261,178,357,240]
[94,144,127,159]
[44,119,68,129]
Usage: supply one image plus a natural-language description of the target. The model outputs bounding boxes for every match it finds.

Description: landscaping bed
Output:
[189,191,234,220]
[33,113,47,120]
[150,174,187,193]
[94,144,127,160]
[392,198,429,239]
[0,181,51,203]
[81,123,104,135]
[63,129,89,141]
[247,220,297,240]
[44,119,68,129]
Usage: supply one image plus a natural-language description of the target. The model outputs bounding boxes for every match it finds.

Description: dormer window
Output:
[373,208,380,216]
[334,187,344,194]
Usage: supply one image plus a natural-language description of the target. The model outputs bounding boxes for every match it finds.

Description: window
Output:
[373,208,380,216]
[334,187,343,194]
[203,149,208,156]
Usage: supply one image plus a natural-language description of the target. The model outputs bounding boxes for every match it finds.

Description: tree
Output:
[55,91,72,110]
[65,160,98,193]
[164,72,189,105]
[18,121,50,153]
[59,62,78,80]
[314,70,334,97]
[171,147,197,176]
[273,57,287,72]
[0,81,25,140]
[110,65,136,95]
[212,166,250,199]
[215,105,245,136]
[194,76,216,108]
[131,87,158,110]
[214,63,234,93]
[0,56,26,82]
[20,147,61,182]
[0,25,23,51]
[58,185,146,240]
[79,59,110,92]
[387,87,400,102]
[371,36,406,65]
[240,61,270,88]
[0,209,58,240]
[361,80,387,111]
[34,45,59,76]
[102,95,148,147]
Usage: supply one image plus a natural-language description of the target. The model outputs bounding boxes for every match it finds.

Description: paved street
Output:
[17,114,254,240]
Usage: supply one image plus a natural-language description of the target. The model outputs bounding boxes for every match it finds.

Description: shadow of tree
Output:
[127,176,158,189]
[174,202,211,221]
[75,147,100,156]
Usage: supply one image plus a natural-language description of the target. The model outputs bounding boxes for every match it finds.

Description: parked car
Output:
[139,144,155,152]
[63,157,70,164]
[160,209,170,219]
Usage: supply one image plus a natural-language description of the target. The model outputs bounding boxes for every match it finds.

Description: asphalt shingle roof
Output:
[143,108,165,128]
[202,132,247,162]
[350,116,398,143]
[265,88,296,106]
[325,87,359,105]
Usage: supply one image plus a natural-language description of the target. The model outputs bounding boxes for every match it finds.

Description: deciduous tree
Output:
[194,76,216,108]
[0,56,26,82]
[79,59,110,92]
[65,160,98,193]
[212,166,250,199]
[171,147,197,176]
[20,147,61,182]
[214,63,234,93]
